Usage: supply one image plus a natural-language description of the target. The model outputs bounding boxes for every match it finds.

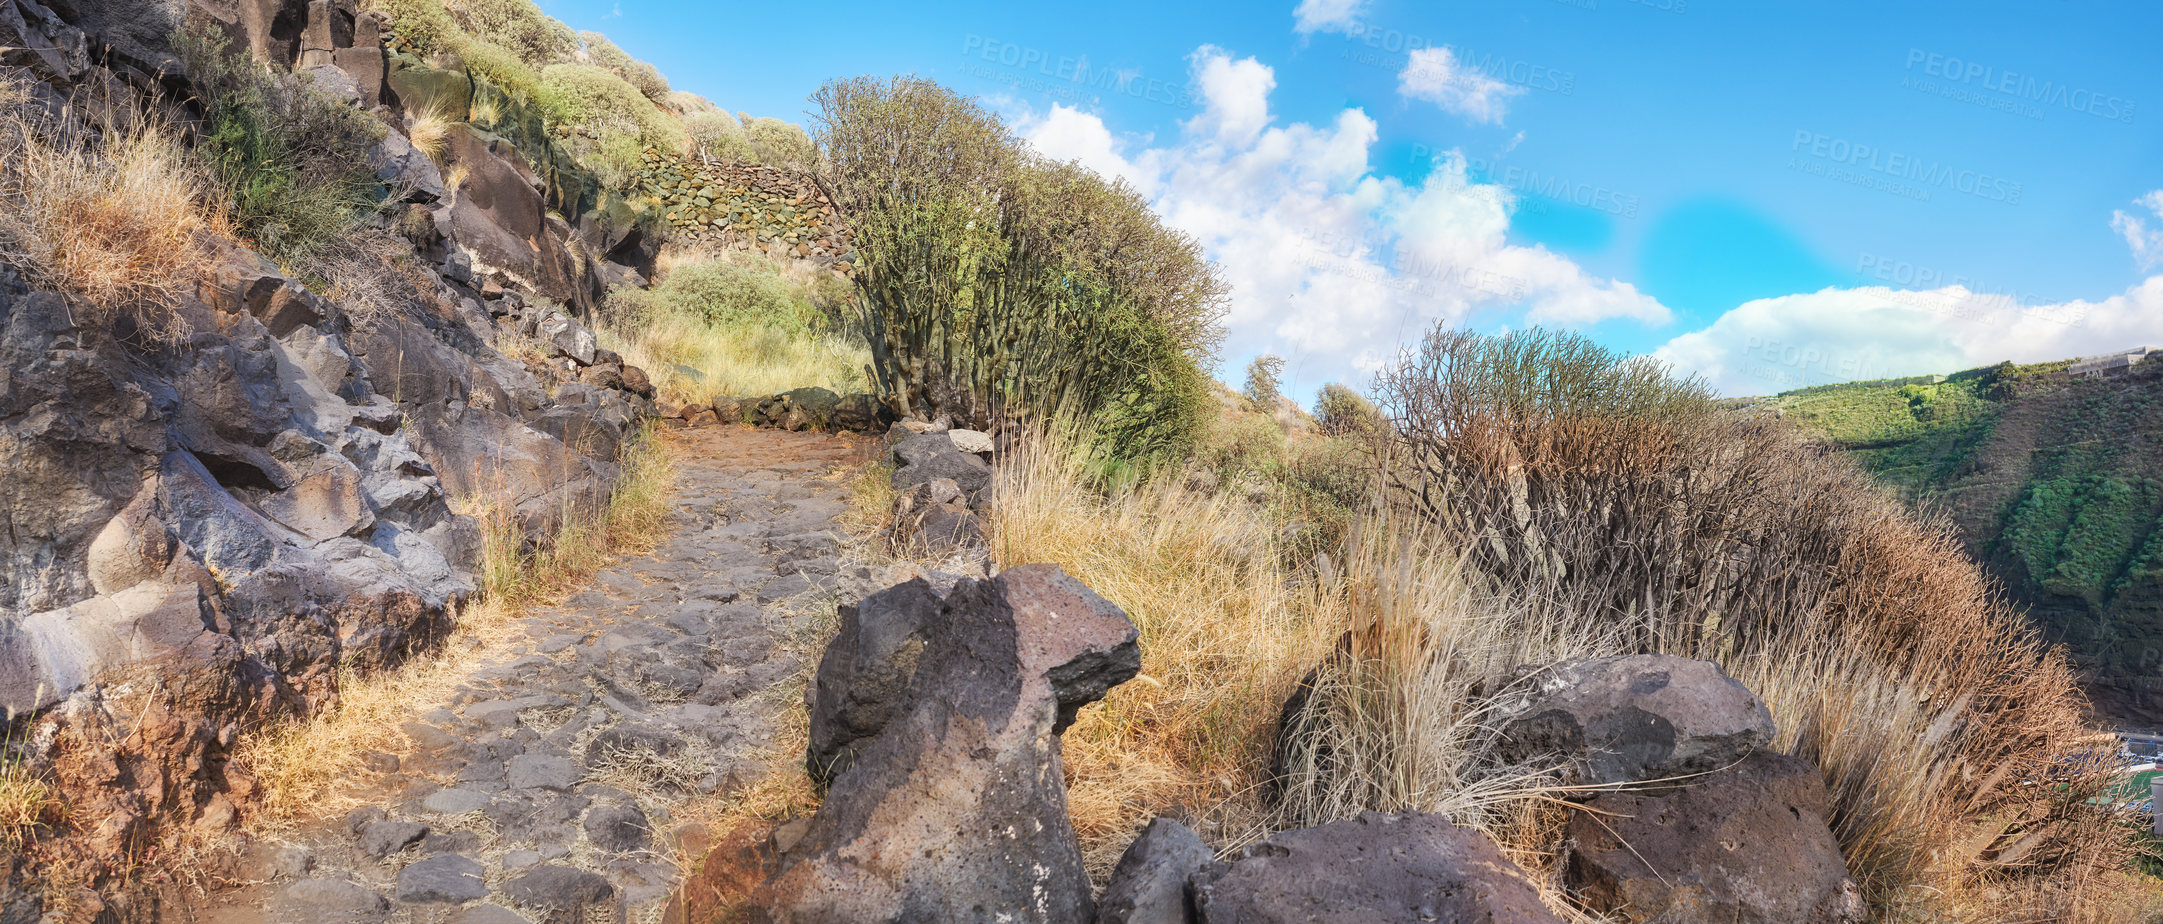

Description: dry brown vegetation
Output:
[0,78,219,324]
[990,326,2139,922]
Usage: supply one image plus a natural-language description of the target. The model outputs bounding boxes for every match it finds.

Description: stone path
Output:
[174,426,878,924]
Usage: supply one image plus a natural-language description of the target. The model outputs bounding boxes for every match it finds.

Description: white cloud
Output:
[1186,46,1276,148]
[2111,190,2163,269]
[1398,46,1525,125]
[1015,47,1670,393]
[1292,0,1367,36]
[1653,278,2163,396]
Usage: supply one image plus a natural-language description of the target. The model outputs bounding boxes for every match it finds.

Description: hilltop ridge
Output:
[1752,352,2163,721]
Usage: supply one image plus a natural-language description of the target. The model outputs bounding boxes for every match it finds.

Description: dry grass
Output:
[988,435,1326,878]
[0,78,219,324]
[595,306,868,404]
[405,104,455,162]
[235,425,677,827]
[0,750,62,852]
[993,379,2134,923]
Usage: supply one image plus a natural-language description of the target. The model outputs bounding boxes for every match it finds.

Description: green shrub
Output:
[815,75,1225,465]
[578,31,669,102]
[442,0,575,66]
[459,37,543,102]
[607,254,826,335]
[743,116,815,170]
[665,90,713,115]
[369,0,461,55]
[1245,354,1285,409]
[539,63,685,151]
[1315,382,1380,437]
[175,26,385,266]
[686,109,751,162]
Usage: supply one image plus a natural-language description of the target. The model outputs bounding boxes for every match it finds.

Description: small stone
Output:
[502,865,614,910]
[422,828,484,855]
[584,802,652,851]
[357,820,428,859]
[395,854,488,903]
[451,906,533,924]
[945,428,994,454]
[423,787,494,815]
[507,753,580,792]
[1098,818,1212,924]
[345,806,387,836]
[504,849,543,870]
[282,878,390,913]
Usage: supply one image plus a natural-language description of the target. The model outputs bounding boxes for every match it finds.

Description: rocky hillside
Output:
[0,0,733,908]
[1753,358,2163,722]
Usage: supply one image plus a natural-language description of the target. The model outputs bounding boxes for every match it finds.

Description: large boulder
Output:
[803,578,943,787]
[1096,817,1213,924]
[438,125,583,305]
[1190,812,1561,923]
[1566,751,1865,924]
[754,565,1141,923]
[1493,654,1774,786]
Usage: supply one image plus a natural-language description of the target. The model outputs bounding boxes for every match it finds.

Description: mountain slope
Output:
[1758,359,2163,721]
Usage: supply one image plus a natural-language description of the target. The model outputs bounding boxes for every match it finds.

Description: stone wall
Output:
[632,149,854,270]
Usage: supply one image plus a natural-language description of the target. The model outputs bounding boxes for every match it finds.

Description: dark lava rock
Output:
[804,578,944,786]
[503,865,615,911]
[1494,654,1774,785]
[1566,751,1866,923]
[583,802,652,852]
[356,819,428,859]
[1191,811,1561,924]
[755,564,1141,923]
[1097,817,1213,924]
[395,854,488,904]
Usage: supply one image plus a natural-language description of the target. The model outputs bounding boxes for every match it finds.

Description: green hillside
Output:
[1759,358,2163,720]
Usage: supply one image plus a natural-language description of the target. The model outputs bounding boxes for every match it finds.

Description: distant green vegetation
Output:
[1770,359,2163,701]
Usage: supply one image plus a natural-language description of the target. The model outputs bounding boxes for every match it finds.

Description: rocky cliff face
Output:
[0,0,663,905]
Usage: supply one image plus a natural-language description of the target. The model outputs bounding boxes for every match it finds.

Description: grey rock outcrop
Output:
[1190,812,1562,924]
[1566,750,1864,923]
[755,565,1141,923]
[1096,818,1213,924]
[1494,654,1774,785]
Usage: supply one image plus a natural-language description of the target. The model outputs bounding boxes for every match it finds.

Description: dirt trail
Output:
[174,426,877,924]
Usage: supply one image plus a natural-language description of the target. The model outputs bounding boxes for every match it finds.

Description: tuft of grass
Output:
[235,426,676,827]
[0,76,219,323]
[406,104,455,162]
[0,750,61,852]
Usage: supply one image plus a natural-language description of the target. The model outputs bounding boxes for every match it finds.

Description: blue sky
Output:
[537,0,2163,398]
